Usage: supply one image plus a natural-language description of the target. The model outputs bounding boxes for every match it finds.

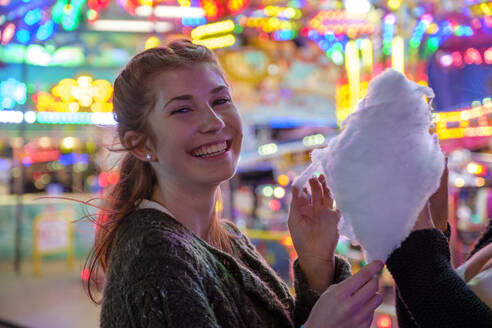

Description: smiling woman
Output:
[88,39,384,328]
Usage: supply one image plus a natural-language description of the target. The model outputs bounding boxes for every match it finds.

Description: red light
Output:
[269,199,281,211]
[98,172,108,188]
[377,314,392,328]
[81,268,90,281]
[451,51,462,67]
[464,48,482,65]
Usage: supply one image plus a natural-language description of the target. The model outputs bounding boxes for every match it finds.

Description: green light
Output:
[427,37,440,52]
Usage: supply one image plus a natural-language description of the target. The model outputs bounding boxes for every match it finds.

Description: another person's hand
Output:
[412,202,434,232]
[288,175,340,292]
[303,261,384,328]
[429,161,449,232]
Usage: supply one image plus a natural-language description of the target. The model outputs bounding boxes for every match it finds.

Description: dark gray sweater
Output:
[100,208,351,327]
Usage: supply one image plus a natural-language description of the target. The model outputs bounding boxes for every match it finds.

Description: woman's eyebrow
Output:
[164,86,229,109]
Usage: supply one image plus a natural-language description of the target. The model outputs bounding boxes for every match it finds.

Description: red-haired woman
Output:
[87,39,383,328]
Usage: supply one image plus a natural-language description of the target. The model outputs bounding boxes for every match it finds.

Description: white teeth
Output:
[193,141,227,157]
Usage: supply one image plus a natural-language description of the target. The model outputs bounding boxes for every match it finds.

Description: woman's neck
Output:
[151,182,217,241]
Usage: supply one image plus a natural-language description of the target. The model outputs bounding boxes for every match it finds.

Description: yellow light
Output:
[460,120,469,127]
[277,174,290,186]
[273,186,286,199]
[177,0,190,7]
[262,185,274,197]
[145,36,161,49]
[476,177,486,187]
[38,137,51,148]
[77,75,92,87]
[460,111,471,120]
[387,0,401,10]
[303,134,325,147]
[191,20,235,39]
[281,235,293,247]
[193,34,236,49]
[62,137,75,149]
[467,162,484,175]
[360,39,373,73]
[455,178,465,188]
[345,40,360,114]
[392,36,404,74]
[258,143,278,156]
[68,102,79,112]
[427,23,439,34]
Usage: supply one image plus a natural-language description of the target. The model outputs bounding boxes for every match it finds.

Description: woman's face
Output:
[146,63,243,188]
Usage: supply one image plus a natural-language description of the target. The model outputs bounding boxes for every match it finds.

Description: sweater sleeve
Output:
[391,222,453,328]
[387,229,492,328]
[292,256,351,326]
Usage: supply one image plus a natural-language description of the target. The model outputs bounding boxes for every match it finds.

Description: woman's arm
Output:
[387,229,492,328]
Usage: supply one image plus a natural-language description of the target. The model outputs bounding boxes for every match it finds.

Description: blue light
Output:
[15,29,31,44]
[60,153,77,166]
[182,16,207,26]
[79,153,89,164]
[36,20,55,41]
[24,9,42,26]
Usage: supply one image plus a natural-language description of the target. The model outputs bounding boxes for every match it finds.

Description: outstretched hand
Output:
[288,174,341,292]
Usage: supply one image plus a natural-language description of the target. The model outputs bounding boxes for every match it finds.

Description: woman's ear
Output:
[123,131,154,162]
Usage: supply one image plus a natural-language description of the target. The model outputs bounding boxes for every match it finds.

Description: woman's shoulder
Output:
[114,208,197,256]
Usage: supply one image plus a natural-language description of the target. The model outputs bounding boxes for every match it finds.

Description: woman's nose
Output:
[199,106,226,133]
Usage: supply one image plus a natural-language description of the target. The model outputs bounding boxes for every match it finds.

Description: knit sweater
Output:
[386,228,492,328]
[100,208,351,328]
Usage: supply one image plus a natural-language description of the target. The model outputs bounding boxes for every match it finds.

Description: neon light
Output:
[345,40,360,119]
[391,36,404,73]
[191,19,235,39]
[192,34,235,49]
[0,110,23,123]
[0,78,26,109]
[308,10,373,38]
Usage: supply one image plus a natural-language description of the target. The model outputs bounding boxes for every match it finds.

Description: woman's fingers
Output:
[351,276,379,309]
[353,294,383,327]
[319,174,334,208]
[309,177,323,207]
[338,261,384,297]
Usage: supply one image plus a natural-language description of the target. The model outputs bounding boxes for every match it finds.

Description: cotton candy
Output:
[293,69,445,262]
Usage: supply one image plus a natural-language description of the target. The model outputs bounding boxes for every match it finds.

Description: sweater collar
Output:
[138,199,176,219]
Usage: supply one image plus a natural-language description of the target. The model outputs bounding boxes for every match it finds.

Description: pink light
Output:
[81,268,90,281]
[421,14,433,23]
[451,51,463,67]
[384,14,396,25]
[439,53,453,67]
[485,47,492,65]
[464,48,482,65]
[1,22,15,45]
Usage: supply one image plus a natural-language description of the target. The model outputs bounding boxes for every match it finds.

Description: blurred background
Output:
[0,0,491,327]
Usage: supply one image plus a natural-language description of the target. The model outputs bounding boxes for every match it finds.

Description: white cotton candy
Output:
[293,69,445,262]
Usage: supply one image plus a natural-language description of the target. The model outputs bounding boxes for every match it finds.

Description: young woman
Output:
[86,39,383,328]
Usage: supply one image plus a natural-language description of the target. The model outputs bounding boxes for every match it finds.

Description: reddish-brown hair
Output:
[85,39,236,304]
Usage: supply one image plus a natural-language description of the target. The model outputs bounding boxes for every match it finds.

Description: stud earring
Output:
[146,154,152,161]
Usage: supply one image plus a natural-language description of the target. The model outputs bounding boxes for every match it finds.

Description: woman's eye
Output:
[214,98,231,106]
[171,107,190,115]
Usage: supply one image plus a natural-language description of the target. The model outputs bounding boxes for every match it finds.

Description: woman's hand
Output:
[288,175,340,292]
[304,261,384,328]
